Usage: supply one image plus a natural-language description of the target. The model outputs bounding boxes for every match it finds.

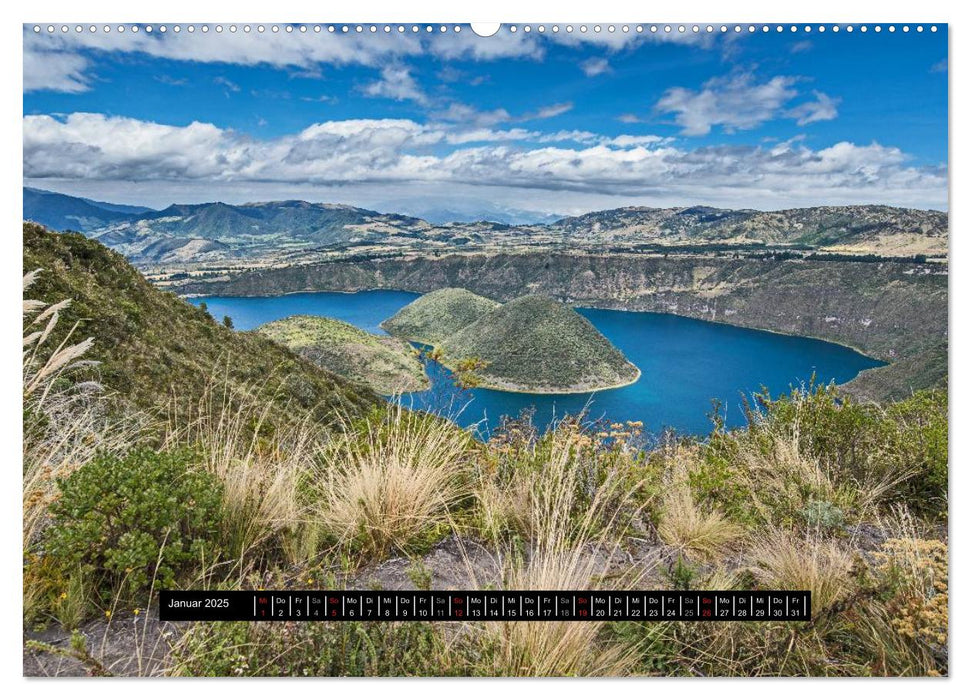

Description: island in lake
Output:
[257,315,429,395]
[382,289,641,394]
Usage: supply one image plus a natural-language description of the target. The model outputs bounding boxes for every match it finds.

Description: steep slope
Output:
[381,287,500,345]
[257,315,429,394]
[438,295,640,393]
[23,223,377,428]
[840,341,948,403]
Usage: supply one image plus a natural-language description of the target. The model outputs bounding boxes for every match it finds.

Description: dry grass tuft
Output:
[736,429,840,524]
[311,403,473,558]
[475,476,532,542]
[748,529,853,613]
[737,413,918,527]
[657,448,744,560]
[466,422,645,676]
[22,270,138,549]
[163,376,319,572]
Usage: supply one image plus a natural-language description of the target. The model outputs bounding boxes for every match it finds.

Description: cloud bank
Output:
[23,113,946,210]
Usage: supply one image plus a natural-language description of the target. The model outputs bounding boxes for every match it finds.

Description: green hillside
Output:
[438,294,640,393]
[257,315,429,395]
[22,223,377,428]
[841,341,948,403]
[380,287,500,345]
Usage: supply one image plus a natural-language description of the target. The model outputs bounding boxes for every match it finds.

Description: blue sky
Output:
[23,24,948,218]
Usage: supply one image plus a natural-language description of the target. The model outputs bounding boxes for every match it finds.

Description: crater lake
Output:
[191,290,884,437]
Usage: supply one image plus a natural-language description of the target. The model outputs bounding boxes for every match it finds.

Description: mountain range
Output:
[23,187,949,266]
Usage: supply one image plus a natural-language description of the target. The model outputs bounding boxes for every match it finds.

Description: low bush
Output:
[171,620,461,677]
[46,448,223,598]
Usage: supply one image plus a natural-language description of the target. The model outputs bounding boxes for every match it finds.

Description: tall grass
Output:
[309,402,474,559]
[657,447,743,560]
[163,375,318,573]
[22,270,138,549]
[747,529,853,613]
[466,421,645,676]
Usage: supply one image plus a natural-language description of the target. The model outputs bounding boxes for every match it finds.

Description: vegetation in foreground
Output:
[24,262,947,677]
[257,315,429,394]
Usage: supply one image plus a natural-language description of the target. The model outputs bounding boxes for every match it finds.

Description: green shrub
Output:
[884,390,948,517]
[46,449,223,596]
[801,499,846,532]
[697,385,948,524]
[173,620,462,677]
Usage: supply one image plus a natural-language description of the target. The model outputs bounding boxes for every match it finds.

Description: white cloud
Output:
[549,26,715,51]
[656,73,799,136]
[23,113,240,179]
[213,76,240,93]
[427,29,543,61]
[23,25,729,94]
[431,102,513,127]
[431,101,572,127]
[787,91,840,126]
[528,102,573,120]
[25,27,424,76]
[580,57,610,77]
[23,112,946,210]
[361,66,428,104]
[605,134,670,147]
[23,46,91,93]
[445,127,538,144]
[23,26,544,93]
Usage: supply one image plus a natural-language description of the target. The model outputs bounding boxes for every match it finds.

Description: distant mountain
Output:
[388,204,563,226]
[437,294,640,393]
[24,187,949,265]
[553,204,949,256]
[75,194,155,216]
[381,288,501,345]
[23,187,153,233]
[87,199,434,264]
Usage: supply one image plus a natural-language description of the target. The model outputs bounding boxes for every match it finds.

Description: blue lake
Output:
[192,291,884,438]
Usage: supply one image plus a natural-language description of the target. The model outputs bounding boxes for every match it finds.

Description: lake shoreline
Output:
[184,285,886,364]
[189,289,884,436]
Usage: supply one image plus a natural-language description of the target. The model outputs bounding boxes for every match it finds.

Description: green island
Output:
[384,291,641,393]
[379,287,500,345]
[257,315,429,395]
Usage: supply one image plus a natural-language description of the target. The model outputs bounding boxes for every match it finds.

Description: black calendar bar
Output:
[159,590,811,622]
